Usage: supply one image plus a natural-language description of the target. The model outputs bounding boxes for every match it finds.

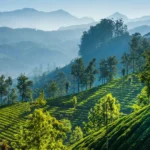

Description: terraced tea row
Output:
[0,75,144,142]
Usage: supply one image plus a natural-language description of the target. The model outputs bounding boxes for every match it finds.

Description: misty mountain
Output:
[0,27,85,57]
[0,41,70,77]
[107,12,129,22]
[107,12,150,30]
[0,8,95,31]
[129,25,150,35]
[0,27,88,77]
[127,19,150,29]
[58,22,97,31]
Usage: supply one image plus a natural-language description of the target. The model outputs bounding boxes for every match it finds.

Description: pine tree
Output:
[107,56,118,81]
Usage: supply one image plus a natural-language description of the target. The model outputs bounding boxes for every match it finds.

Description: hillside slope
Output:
[0,75,144,142]
[72,105,150,150]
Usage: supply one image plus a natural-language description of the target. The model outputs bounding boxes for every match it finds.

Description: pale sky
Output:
[0,0,150,20]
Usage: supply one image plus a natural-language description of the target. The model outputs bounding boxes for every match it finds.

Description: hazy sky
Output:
[0,0,150,20]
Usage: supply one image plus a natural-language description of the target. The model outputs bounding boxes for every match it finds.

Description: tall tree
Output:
[84,93,120,134]
[107,56,118,81]
[121,52,130,75]
[9,88,18,104]
[5,76,13,103]
[55,72,68,96]
[99,59,109,84]
[130,33,142,72]
[48,81,58,97]
[17,74,33,102]
[71,58,85,92]
[0,75,7,104]
[85,58,98,88]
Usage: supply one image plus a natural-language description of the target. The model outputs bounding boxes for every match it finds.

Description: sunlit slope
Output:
[71,105,150,150]
[47,74,144,126]
[0,75,144,142]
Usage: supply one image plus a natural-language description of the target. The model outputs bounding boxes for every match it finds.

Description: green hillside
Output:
[0,74,144,142]
[71,105,150,150]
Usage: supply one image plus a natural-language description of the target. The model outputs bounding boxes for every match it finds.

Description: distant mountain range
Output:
[1,8,150,31]
[0,8,95,31]
[0,27,86,77]
[107,12,150,30]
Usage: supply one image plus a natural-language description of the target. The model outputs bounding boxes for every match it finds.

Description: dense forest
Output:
[0,18,150,150]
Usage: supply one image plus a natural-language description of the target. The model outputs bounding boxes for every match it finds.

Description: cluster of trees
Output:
[11,93,83,149]
[79,19,130,63]
[0,75,17,105]
[79,19,128,57]
[0,74,33,105]
[121,33,150,75]
[39,72,70,98]
[71,56,118,92]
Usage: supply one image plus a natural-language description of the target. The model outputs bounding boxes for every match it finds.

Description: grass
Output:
[0,74,144,143]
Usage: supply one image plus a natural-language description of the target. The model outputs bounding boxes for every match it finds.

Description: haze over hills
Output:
[58,12,150,33]
[1,9,150,77]
[0,27,86,77]
[0,8,95,31]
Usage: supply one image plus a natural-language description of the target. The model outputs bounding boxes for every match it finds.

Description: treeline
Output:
[0,74,33,105]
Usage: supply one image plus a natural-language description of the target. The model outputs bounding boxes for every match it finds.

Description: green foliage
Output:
[79,19,129,62]
[99,56,118,84]
[17,74,33,102]
[71,58,85,92]
[84,93,120,134]
[140,50,150,102]
[0,75,13,105]
[11,109,70,150]
[48,81,58,97]
[35,90,46,106]
[55,72,69,96]
[121,52,130,75]
[137,87,149,106]
[9,88,18,104]
[85,58,98,88]
[0,75,144,143]
[107,56,118,81]
[73,96,77,109]
[70,126,83,144]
